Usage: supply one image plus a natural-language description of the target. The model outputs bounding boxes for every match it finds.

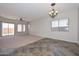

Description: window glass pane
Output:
[52,20,58,27]
[8,23,14,35]
[23,25,25,32]
[51,18,69,32]
[59,19,68,27]
[59,18,69,31]
[17,24,22,32]
[2,23,9,36]
[28,24,31,29]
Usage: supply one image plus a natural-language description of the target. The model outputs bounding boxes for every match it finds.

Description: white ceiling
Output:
[0,3,79,21]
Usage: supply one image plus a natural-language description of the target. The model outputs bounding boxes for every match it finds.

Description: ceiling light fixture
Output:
[49,3,58,18]
[19,18,25,22]
[19,16,25,21]
[20,18,23,21]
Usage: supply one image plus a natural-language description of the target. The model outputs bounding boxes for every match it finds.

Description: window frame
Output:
[22,24,26,32]
[2,22,15,36]
[51,18,69,32]
[17,24,26,32]
[17,24,22,32]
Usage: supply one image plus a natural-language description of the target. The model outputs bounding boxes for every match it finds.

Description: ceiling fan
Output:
[19,16,26,21]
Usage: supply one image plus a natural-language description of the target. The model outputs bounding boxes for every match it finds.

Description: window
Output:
[2,23,14,36]
[23,25,25,32]
[51,18,69,32]
[59,19,69,31]
[2,23,8,36]
[59,19,68,27]
[8,23,14,35]
[17,24,22,32]
[17,24,25,32]
[52,20,58,27]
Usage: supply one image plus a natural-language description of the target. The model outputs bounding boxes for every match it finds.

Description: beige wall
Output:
[29,8,78,43]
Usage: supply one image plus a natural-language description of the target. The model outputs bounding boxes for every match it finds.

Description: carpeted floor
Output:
[9,38,79,56]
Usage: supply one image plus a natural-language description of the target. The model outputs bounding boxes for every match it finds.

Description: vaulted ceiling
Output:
[0,3,79,21]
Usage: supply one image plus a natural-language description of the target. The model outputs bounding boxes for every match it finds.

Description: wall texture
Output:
[29,8,78,43]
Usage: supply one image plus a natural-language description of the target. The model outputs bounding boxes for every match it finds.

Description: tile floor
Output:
[10,38,79,56]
